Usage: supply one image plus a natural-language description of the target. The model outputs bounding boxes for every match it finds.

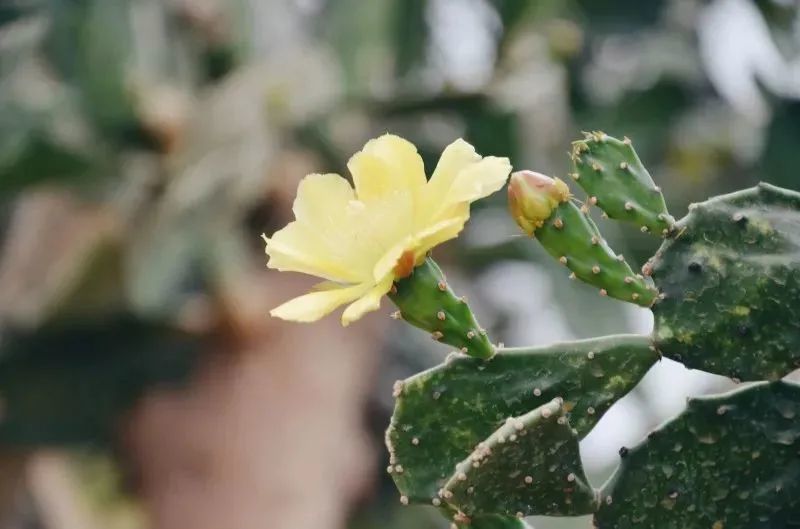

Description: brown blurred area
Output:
[1,0,799,528]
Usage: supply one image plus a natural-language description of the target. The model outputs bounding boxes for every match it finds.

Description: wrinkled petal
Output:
[347,134,426,202]
[341,275,394,326]
[446,156,512,205]
[270,282,372,322]
[265,222,364,282]
[421,139,481,222]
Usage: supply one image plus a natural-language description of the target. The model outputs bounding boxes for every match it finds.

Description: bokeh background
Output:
[0,0,799,528]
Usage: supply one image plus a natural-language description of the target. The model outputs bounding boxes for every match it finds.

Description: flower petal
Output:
[265,222,365,282]
[446,155,512,204]
[413,215,468,259]
[292,173,355,227]
[341,275,394,326]
[422,138,481,221]
[270,282,372,323]
[347,134,426,202]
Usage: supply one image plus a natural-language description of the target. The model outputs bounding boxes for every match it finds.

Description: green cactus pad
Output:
[390,258,494,359]
[534,200,658,306]
[386,334,657,504]
[650,183,800,380]
[457,514,534,529]
[444,398,598,517]
[595,380,800,529]
[571,132,674,236]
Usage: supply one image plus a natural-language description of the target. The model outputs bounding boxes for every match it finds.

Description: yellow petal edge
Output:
[264,134,512,325]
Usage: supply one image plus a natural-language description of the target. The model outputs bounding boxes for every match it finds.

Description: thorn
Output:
[589,196,598,205]
[592,265,601,274]
[559,256,568,265]
[619,162,628,170]
[654,186,662,193]
[623,136,632,145]
[390,284,398,294]
[400,495,409,505]
[460,347,468,353]
[601,212,608,219]
[591,236,599,245]
[640,226,649,233]
[632,293,640,301]
[391,311,402,319]
[533,388,542,396]
[624,276,634,284]
[580,204,590,214]
[567,473,576,482]
[599,289,608,296]
[569,272,576,280]
[524,476,533,484]
[587,406,596,415]
[431,331,444,340]
[412,437,420,445]
[587,351,595,359]
[570,172,580,180]
[553,218,564,229]
[459,296,468,304]
[624,201,634,211]
[437,311,446,321]
[466,330,476,339]
[437,281,447,291]
[432,498,441,506]
[591,162,602,172]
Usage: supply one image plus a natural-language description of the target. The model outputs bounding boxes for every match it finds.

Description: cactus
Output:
[649,183,800,381]
[570,132,675,236]
[595,381,800,529]
[332,132,800,527]
[386,335,657,504]
[443,398,598,518]
[389,257,494,359]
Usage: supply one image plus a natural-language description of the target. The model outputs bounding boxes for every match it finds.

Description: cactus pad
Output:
[444,398,598,517]
[386,334,657,504]
[457,514,534,529]
[571,132,674,235]
[650,183,800,380]
[595,380,800,529]
[534,200,658,306]
[390,258,494,359]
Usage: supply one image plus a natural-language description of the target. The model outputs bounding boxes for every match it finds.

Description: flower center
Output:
[393,249,416,278]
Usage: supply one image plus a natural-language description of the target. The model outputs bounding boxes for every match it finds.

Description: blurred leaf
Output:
[392,0,428,78]
[0,315,201,446]
[761,100,800,191]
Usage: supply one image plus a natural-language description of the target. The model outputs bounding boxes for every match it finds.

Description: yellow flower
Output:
[263,134,511,325]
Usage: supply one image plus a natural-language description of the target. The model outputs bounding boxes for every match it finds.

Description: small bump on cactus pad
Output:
[444,398,598,517]
[386,334,657,504]
[535,201,658,306]
[390,258,494,359]
[571,131,674,236]
[650,183,800,380]
[595,380,800,529]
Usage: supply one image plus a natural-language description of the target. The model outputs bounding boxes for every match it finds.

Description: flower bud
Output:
[508,170,571,235]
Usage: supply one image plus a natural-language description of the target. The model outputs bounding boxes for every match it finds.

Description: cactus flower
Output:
[508,170,570,235]
[264,134,511,325]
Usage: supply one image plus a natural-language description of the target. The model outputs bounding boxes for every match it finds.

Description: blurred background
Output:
[0,0,798,528]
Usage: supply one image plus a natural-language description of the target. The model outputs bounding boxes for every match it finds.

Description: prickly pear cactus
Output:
[648,183,800,381]
[298,132,800,529]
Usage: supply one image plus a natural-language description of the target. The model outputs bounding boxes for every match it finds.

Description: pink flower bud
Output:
[508,170,570,235]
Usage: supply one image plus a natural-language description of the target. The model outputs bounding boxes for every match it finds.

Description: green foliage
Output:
[534,199,657,306]
[389,258,494,360]
[650,183,800,381]
[386,334,656,503]
[444,398,597,518]
[571,132,674,236]
[0,315,200,445]
[596,381,800,529]
[388,133,800,528]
